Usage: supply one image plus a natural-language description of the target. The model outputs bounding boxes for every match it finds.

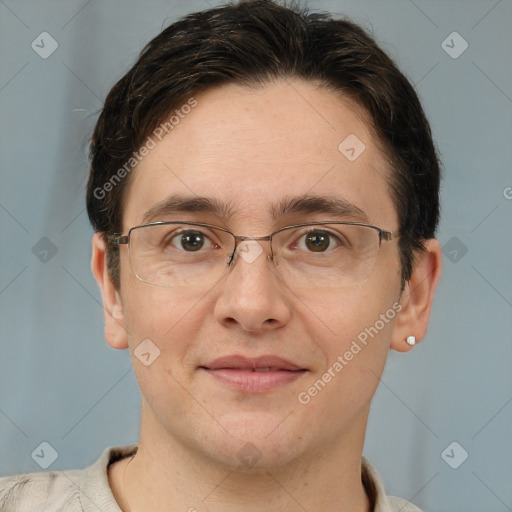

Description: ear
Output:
[391,238,442,352]
[91,232,129,350]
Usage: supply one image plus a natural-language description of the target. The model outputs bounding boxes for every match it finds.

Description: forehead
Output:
[123,80,397,231]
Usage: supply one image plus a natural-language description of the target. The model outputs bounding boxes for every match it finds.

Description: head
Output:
[87,0,440,290]
[88,0,441,470]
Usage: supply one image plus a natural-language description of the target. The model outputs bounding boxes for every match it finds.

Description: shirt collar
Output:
[81,446,415,512]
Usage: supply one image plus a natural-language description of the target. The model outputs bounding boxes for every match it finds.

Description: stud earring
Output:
[406,336,416,346]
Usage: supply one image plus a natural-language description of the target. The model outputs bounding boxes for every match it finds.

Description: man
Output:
[0,1,442,510]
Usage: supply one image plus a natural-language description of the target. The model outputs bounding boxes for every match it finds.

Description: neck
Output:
[112,407,371,512]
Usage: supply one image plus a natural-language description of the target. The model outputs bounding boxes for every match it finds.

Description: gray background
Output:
[0,0,511,510]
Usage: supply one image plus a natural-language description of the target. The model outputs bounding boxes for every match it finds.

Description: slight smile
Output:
[199,355,309,393]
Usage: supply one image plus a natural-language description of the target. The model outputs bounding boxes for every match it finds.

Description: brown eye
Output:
[303,231,331,252]
[171,231,205,251]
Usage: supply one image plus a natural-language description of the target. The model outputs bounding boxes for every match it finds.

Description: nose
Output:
[213,240,291,333]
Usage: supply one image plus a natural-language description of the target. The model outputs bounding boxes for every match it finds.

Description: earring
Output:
[406,336,416,346]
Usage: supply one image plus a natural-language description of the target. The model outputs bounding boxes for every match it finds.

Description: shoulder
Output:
[361,457,424,512]
[0,469,82,511]
[387,495,423,511]
[0,445,136,512]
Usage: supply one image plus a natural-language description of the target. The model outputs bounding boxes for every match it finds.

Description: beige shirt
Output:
[0,446,422,511]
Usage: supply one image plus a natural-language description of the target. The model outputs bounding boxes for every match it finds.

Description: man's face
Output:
[114,80,403,468]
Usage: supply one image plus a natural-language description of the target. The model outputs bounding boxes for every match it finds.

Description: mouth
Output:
[199,355,308,393]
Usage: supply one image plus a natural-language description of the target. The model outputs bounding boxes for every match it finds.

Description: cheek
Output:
[121,280,212,366]
[121,284,215,420]
[297,280,398,347]
[294,283,399,409]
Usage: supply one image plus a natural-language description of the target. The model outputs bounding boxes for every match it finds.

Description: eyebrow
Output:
[271,194,369,223]
[141,193,369,224]
[142,195,235,224]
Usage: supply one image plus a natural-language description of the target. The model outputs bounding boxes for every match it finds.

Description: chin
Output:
[198,410,310,472]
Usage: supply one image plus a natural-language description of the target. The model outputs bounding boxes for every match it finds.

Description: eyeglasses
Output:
[110,221,399,288]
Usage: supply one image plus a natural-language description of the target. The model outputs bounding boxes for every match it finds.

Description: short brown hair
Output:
[87,0,441,288]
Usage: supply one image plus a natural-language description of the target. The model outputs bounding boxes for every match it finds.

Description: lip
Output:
[199,355,308,393]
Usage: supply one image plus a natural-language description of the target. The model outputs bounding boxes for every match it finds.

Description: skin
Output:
[92,79,442,512]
